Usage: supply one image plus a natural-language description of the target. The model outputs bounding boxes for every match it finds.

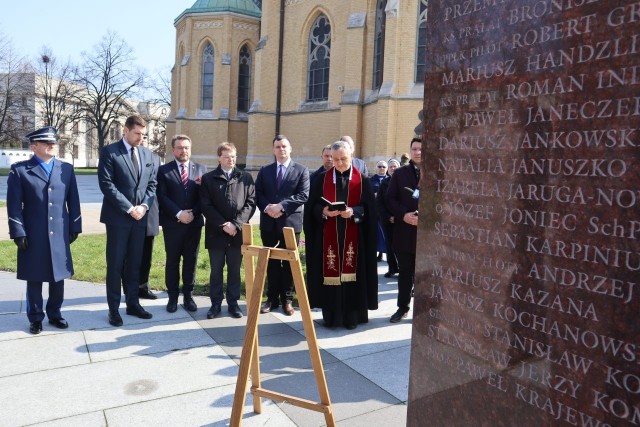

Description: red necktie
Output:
[276,164,283,189]
[181,164,188,189]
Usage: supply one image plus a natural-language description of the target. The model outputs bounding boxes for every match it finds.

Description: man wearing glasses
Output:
[371,160,389,261]
[200,142,256,319]
[157,134,207,314]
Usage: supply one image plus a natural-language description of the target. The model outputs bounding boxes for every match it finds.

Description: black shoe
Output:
[48,318,69,329]
[390,308,409,323]
[207,305,221,319]
[29,321,43,334]
[126,304,153,319]
[260,301,278,314]
[108,311,123,327]
[183,295,198,312]
[139,289,158,300]
[384,271,398,278]
[377,253,383,262]
[283,302,295,316]
[345,323,357,330]
[228,305,243,319]
[166,297,178,313]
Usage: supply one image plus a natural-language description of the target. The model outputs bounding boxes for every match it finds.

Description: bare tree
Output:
[37,48,83,128]
[36,48,85,158]
[74,31,145,151]
[145,67,172,107]
[140,67,171,158]
[0,33,33,148]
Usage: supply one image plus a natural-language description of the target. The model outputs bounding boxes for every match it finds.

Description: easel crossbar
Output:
[251,387,332,414]
[241,245,299,261]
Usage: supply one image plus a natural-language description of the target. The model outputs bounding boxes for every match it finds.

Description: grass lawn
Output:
[0,229,307,301]
[73,168,98,175]
[0,167,96,176]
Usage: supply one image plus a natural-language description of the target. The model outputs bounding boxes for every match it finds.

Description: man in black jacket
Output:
[200,142,256,319]
[386,138,421,323]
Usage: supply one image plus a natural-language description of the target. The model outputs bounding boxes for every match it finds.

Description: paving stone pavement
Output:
[0,262,411,426]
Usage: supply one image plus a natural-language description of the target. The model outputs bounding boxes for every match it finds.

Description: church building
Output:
[167,0,428,171]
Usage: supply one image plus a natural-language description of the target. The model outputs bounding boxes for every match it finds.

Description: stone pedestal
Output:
[408,2,639,426]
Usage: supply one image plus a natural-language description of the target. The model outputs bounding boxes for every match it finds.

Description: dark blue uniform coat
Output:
[7,157,82,282]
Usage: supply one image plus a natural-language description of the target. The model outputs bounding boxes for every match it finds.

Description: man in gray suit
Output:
[98,115,157,326]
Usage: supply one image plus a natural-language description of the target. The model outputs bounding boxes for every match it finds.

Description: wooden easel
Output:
[230,224,335,427]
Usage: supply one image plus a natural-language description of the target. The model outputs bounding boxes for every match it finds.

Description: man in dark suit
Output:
[157,134,206,313]
[386,137,421,323]
[309,144,333,186]
[7,126,82,334]
[255,135,309,315]
[304,144,333,239]
[122,152,160,300]
[200,142,256,319]
[98,115,157,326]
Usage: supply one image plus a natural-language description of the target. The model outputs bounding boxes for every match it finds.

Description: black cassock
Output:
[304,167,378,328]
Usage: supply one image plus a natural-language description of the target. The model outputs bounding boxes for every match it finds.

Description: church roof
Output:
[175,0,261,23]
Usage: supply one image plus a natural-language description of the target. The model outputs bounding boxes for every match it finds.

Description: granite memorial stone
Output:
[408,1,639,426]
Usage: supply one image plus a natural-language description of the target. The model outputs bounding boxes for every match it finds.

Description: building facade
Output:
[0,72,168,167]
[167,0,427,171]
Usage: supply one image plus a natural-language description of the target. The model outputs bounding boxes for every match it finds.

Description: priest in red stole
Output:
[305,140,378,329]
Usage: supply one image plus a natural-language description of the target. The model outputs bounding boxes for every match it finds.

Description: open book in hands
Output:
[320,197,347,212]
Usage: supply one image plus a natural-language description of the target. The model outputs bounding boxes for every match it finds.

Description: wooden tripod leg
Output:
[230,247,270,427]
[283,229,336,427]
[241,225,262,414]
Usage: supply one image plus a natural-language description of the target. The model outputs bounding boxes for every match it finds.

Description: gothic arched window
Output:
[307,15,331,102]
[201,43,214,110]
[415,0,429,83]
[373,0,387,90]
[237,44,251,113]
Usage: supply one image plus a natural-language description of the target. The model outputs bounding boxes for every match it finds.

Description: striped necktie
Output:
[181,163,188,189]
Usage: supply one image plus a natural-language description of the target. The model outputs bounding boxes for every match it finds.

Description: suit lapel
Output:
[50,160,62,183]
[270,162,278,189]
[26,157,50,183]
[172,161,183,188]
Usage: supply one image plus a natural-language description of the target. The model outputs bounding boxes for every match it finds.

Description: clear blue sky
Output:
[0,0,193,74]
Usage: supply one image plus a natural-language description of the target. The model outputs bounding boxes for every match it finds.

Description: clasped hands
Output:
[323,206,353,219]
[221,222,237,236]
[177,209,195,224]
[129,205,147,221]
[264,203,284,219]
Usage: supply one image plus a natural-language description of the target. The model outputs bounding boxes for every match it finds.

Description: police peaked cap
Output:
[25,126,58,143]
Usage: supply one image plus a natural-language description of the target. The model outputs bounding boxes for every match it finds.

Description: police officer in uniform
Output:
[6,126,82,334]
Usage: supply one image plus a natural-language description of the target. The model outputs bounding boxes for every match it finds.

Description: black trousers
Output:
[260,228,299,305]
[26,280,64,322]
[395,251,415,311]
[106,224,145,311]
[382,222,398,273]
[208,243,242,306]
[163,226,202,298]
[122,235,155,294]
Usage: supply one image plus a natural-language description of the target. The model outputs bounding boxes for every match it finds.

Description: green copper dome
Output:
[175,0,261,23]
